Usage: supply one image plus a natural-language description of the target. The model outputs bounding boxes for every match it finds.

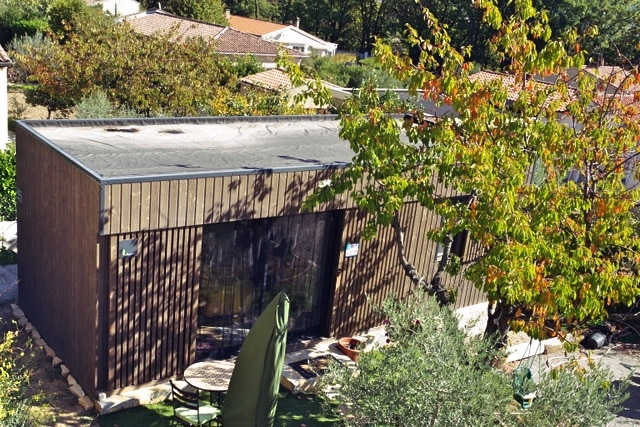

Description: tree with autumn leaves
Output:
[305,0,640,344]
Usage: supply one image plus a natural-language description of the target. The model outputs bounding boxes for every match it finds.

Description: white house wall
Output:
[99,0,140,16]
[264,28,337,57]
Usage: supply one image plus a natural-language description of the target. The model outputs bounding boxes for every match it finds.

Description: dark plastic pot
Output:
[584,331,607,349]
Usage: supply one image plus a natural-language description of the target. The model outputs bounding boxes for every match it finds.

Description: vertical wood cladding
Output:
[329,202,485,338]
[102,169,485,378]
[16,128,101,397]
[101,170,343,235]
[105,227,202,390]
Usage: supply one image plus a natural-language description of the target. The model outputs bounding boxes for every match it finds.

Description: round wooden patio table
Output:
[183,359,236,393]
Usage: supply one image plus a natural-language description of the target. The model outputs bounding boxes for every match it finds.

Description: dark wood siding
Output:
[101,170,343,235]
[102,227,201,390]
[328,201,486,338]
[16,128,101,397]
[102,170,485,389]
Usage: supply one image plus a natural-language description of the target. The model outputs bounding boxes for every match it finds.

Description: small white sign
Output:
[345,243,359,258]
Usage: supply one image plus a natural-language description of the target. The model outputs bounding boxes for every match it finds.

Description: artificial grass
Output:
[93,391,342,427]
[273,392,342,426]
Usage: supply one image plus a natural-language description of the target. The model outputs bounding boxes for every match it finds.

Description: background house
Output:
[228,12,337,57]
[16,115,484,401]
[123,9,306,69]
[0,46,11,150]
[86,0,141,16]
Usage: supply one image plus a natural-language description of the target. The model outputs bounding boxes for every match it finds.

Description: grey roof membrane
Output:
[18,115,353,184]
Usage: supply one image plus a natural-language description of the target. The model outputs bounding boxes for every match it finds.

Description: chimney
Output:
[226,9,231,20]
[157,2,161,9]
[295,17,300,28]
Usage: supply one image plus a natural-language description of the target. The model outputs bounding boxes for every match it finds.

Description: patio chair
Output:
[170,380,221,426]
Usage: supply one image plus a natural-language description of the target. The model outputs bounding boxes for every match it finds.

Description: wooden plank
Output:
[269,173,287,217]
[150,230,162,379]
[184,179,197,227]
[148,182,161,230]
[120,185,132,234]
[236,175,251,220]
[194,178,207,225]
[221,176,234,223]
[157,181,169,229]
[254,171,272,218]
[102,188,112,235]
[239,174,254,220]
[106,237,119,389]
[135,232,148,384]
[123,240,134,387]
[110,184,122,236]
[139,181,151,231]
[176,180,189,227]
[158,229,170,378]
[186,227,202,367]
[132,232,144,384]
[129,182,141,232]
[227,176,241,221]
[211,177,223,223]
[163,229,175,376]
[166,180,179,228]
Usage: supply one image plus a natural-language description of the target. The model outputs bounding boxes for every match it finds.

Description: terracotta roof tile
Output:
[470,70,640,116]
[124,10,304,58]
[228,15,287,36]
[582,65,640,93]
[123,9,225,39]
[215,28,300,56]
[469,70,572,111]
[240,68,293,90]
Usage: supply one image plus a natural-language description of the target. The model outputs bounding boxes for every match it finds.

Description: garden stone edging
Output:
[10,303,95,412]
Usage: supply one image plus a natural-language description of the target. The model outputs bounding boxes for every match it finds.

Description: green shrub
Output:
[0,143,16,221]
[230,54,264,78]
[75,91,142,119]
[8,32,54,84]
[322,289,628,426]
[0,247,17,265]
[0,0,49,45]
[0,324,34,425]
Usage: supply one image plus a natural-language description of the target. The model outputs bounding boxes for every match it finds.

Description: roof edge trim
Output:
[18,114,339,129]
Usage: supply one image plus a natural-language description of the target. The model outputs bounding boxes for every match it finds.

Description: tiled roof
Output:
[228,15,287,36]
[582,65,640,94]
[469,70,572,111]
[0,45,12,66]
[241,68,293,90]
[594,93,640,118]
[123,10,304,58]
[470,70,640,116]
[123,9,225,39]
[215,28,298,56]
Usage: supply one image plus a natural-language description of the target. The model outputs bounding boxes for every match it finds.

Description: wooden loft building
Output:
[16,115,484,399]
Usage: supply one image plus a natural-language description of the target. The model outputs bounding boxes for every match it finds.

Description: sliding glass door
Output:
[197,211,340,359]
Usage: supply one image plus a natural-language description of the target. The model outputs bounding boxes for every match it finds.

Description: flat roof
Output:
[17,115,352,184]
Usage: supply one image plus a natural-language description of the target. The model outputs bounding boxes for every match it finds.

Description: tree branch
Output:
[391,211,452,305]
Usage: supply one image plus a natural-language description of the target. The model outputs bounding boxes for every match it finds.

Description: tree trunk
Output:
[484,299,512,348]
[391,212,452,306]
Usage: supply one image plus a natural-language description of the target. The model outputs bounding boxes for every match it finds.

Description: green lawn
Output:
[93,391,342,427]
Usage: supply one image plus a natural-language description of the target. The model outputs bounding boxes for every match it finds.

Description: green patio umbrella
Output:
[222,291,290,427]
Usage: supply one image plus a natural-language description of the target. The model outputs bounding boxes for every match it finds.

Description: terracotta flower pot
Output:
[337,337,366,362]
